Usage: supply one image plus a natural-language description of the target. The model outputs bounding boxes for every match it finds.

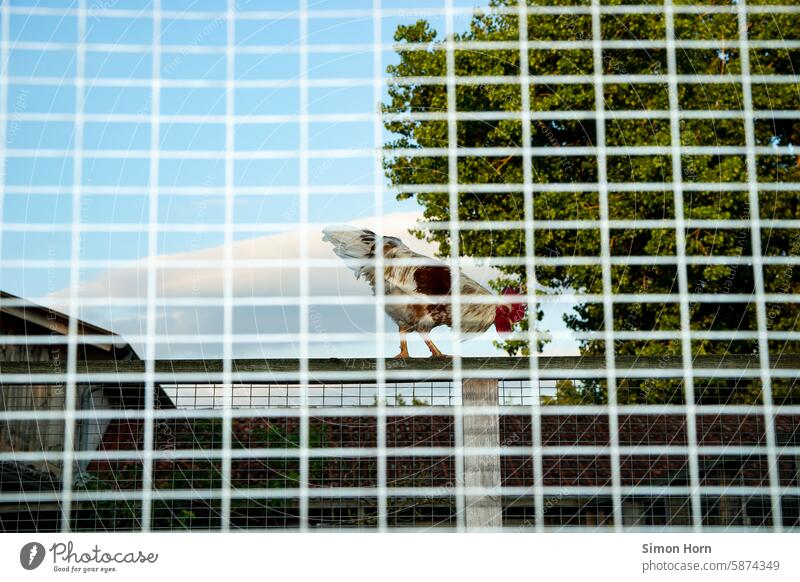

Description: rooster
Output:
[322,226,526,358]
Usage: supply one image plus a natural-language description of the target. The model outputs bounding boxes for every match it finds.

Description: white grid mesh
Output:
[0,0,798,532]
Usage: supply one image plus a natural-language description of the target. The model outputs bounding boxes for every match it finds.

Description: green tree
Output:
[383,0,799,403]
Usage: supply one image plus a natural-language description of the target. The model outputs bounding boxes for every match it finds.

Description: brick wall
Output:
[87,413,800,490]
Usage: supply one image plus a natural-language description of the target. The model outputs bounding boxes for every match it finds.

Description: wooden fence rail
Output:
[1,354,798,382]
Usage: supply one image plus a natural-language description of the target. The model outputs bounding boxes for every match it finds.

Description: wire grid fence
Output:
[2,374,798,531]
[0,0,799,532]
[156,379,547,408]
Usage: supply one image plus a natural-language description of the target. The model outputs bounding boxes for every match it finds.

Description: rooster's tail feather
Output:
[322,225,374,259]
[322,225,376,278]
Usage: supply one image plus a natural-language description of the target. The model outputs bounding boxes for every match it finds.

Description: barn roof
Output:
[0,290,137,358]
[0,289,174,409]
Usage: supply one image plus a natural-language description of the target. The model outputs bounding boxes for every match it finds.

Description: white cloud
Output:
[45,212,577,358]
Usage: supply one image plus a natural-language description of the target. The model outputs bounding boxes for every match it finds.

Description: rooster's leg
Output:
[393,326,410,359]
[420,332,446,358]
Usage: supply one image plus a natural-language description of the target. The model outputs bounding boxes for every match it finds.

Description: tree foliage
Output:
[383,0,799,403]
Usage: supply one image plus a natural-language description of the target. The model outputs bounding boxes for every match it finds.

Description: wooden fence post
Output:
[461,378,502,529]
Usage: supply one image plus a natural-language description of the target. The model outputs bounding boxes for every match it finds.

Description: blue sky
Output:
[1,0,578,358]
[3,0,436,292]
[0,0,474,279]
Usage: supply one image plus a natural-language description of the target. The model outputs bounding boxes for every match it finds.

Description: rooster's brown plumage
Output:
[322,226,526,358]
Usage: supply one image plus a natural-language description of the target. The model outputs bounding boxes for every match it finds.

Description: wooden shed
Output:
[0,290,173,529]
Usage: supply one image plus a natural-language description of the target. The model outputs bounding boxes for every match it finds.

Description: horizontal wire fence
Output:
[0,0,799,532]
[1,362,799,531]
